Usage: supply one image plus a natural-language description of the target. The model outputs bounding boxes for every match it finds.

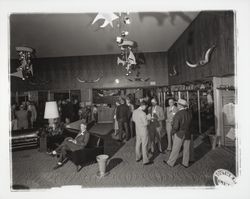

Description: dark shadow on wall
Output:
[138,12,194,26]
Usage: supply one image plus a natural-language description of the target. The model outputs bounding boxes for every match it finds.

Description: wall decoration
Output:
[91,13,119,28]
[97,89,120,97]
[186,45,216,68]
[76,74,103,83]
[169,65,177,76]
[28,77,50,86]
[217,85,235,91]
[127,77,150,82]
[93,89,122,104]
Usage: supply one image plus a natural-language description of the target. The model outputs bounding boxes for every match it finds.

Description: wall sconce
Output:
[115,79,120,84]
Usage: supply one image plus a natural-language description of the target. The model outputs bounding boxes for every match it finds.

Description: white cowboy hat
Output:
[177,99,188,107]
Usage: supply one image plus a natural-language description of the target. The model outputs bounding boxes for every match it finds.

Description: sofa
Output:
[11,128,39,150]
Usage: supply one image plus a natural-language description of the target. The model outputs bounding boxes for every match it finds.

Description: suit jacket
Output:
[116,104,130,122]
[132,108,148,135]
[66,131,90,151]
[148,105,164,128]
[165,105,178,124]
[171,108,193,140]
[148,105,164,121]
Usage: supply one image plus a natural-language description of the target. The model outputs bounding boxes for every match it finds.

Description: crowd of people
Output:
[11,98,96,131]
[11,95,194,169]
[11,101,37,130]
[113,96,193,168]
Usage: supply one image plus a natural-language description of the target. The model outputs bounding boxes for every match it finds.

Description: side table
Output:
[39,135,47,152]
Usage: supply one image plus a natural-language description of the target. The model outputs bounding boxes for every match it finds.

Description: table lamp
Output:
[44,101,59,127]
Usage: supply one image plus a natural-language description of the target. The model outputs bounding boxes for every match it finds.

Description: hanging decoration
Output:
[115,13,141,76]
[117,39,137,76]
[169,65,177,76]
[91,12,144,77]
[186,45,216,68]
[91,13,119,28]
[76,74,103,83]
[11,46,35,80]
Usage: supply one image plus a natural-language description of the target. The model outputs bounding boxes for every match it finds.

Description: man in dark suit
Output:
[163,99,193,168]
[116,97,130,141]
[50,121,90,169]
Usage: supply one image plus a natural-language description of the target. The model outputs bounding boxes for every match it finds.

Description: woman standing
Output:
[165,98,178,151]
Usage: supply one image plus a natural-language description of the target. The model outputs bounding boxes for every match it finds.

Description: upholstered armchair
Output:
[66,134,104,172]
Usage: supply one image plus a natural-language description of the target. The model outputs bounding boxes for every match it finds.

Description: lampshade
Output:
[44,101,59,119]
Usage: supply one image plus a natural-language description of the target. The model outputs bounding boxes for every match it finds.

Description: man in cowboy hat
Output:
[163,98,193,168]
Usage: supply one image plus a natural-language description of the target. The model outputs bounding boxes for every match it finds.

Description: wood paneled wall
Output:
[168,11,235,85]
[11,52,168,92]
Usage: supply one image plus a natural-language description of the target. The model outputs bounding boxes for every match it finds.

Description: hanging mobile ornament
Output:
[124,16,131,24]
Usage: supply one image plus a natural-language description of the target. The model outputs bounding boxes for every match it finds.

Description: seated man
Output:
[50,120,90,169]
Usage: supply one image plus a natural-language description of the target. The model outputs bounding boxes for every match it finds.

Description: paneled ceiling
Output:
[10,12,199,58]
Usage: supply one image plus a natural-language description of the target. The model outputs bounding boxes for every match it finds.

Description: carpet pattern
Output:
[11,133,236,189]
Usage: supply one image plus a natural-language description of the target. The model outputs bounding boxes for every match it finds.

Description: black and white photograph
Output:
[1,0,250,198]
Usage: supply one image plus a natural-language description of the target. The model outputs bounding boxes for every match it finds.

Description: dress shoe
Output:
[47,151,57,156]
[143,161,154,165]
[163,160,173,167]
[53,162,63,170]
[159,150,165,154]
[180,163,189,168]
[136,158,142,162]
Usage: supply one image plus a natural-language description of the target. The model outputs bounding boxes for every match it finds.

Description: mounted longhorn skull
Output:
[127,77,150,82]
[77,74,103,83]
[186,45,216,68]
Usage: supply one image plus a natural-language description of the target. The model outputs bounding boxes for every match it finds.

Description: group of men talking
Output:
[132,97,193,168]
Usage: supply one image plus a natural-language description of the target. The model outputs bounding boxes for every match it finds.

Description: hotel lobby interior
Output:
[7,10,238,190]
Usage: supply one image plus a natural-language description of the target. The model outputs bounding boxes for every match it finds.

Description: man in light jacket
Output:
[132,100,152,165]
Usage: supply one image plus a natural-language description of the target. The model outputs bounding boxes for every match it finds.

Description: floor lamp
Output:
[44,101,59,128]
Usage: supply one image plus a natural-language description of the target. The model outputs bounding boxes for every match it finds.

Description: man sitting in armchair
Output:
[49,120,90,169]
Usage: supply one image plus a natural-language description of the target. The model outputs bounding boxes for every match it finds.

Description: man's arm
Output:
[171,113,180,135]
[158,106,164,121]
[116,106,120,121]
[82,133,90,147]
[75,133,90,147]
[140,112,148,127]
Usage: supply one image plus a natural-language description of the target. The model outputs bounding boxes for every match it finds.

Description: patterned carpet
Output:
[11,132,236,189]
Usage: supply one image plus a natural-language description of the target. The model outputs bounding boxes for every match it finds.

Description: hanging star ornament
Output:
[92,13,119,28]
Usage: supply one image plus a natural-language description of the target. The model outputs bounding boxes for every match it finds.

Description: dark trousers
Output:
[129,120,135,137]
[118,120,130,140]
[55,137,75,162]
